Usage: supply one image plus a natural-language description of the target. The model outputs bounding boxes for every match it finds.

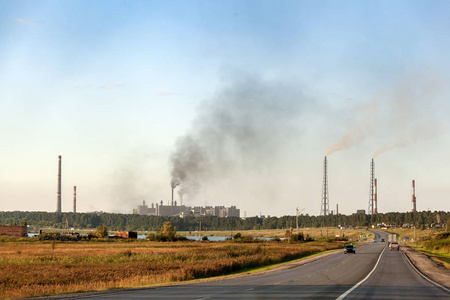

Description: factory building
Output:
[132,201,156,215]
[133,201,240,218]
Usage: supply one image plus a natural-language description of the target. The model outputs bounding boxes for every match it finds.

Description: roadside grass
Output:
[0,240,344,299]
[384,227,445,241]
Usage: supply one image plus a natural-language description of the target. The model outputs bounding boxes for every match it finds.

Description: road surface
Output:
[76,231,449,299]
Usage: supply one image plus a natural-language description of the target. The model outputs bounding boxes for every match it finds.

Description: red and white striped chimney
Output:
[57,155,62,213]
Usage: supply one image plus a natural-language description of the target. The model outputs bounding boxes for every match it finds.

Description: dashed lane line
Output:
[336,245,387,300]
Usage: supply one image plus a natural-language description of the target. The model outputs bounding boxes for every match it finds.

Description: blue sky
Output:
[1,1,449,216]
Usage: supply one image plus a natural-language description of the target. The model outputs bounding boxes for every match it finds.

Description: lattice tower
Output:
[320,156,330,216]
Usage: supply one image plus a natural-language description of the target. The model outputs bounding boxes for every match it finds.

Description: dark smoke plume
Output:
[170,178,180,189]
[169,75,308,201]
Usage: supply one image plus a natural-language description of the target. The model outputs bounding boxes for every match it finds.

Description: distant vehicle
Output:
[373,239,378,242]
[344,244,355,254]
[388,234,397,243]
[381,238,385,242]
[389,242,400,251]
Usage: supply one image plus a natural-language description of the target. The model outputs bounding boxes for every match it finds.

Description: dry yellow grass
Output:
[0,240,343,299]
[382,227,450,267]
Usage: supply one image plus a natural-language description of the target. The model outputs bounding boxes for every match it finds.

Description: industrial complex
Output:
[133,201,240,218]
[55,156,417,217]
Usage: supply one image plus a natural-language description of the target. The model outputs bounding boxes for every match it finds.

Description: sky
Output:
[1,1,449,217]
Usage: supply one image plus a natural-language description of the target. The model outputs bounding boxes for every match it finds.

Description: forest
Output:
[0,210,448,232]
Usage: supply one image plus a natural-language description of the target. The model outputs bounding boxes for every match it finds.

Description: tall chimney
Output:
[368,158,375,215]
[373,178,377,214]
[411,180,416,212]
[57,155,62,213]
[73,186,76,213]
[336,204,338,215]
[171,188,174,206]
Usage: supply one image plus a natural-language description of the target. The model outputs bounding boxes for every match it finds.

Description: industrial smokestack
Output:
[73,186,76,213]
[336,204,338,215]
[373,178,377,214]
[368,158,375,215]
[171,188,174,207]
[57,155,62,213]
[412,180,416,212]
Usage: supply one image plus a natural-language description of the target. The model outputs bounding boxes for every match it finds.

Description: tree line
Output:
[0,210,447,232]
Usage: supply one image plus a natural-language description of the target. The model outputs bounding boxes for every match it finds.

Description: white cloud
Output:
[16,18,32,24]
[74,83,124,89]
[99,83,124,89]
[156,92,175,96]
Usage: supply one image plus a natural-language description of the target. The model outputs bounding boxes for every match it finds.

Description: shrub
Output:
[38,233,61,241]
[161,222,176,241]
[95,225,108,238]
[435,232,450,240]
[291,233,304,242]
[146,223,187,242]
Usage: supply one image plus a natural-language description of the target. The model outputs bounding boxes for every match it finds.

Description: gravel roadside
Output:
[401,245,450,288]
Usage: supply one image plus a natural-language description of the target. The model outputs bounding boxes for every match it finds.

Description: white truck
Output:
[388,234,397,243]
[388,234,399,251]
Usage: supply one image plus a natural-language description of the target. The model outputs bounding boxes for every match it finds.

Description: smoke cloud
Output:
[169,75,309,202]
[170,178,180,189]
[326,70,444,157]
[372,72,444,157]
[325,122,373,156]
[325,101,376,156]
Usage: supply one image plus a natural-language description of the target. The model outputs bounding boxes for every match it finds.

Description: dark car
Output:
[344,244,355,254]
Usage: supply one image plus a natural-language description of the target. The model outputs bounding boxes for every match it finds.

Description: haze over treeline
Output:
[2,211,447,232]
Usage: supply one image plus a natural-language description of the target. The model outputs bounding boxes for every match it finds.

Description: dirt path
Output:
[402,245,450,288]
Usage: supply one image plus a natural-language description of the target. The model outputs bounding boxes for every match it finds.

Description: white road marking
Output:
[243,288,254,291]
[196,297,210,300]
[336,245,387,300]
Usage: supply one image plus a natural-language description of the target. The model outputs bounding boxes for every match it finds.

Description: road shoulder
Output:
[402,245,450,288]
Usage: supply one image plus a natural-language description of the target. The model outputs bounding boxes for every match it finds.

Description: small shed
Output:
[0,225,27,237]
[114,231,138,239]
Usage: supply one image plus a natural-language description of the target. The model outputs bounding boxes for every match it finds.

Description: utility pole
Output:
[296,208,305,231]
[199,220,202,241]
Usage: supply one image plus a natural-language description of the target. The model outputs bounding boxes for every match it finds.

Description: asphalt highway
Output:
[77,231,449,300]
